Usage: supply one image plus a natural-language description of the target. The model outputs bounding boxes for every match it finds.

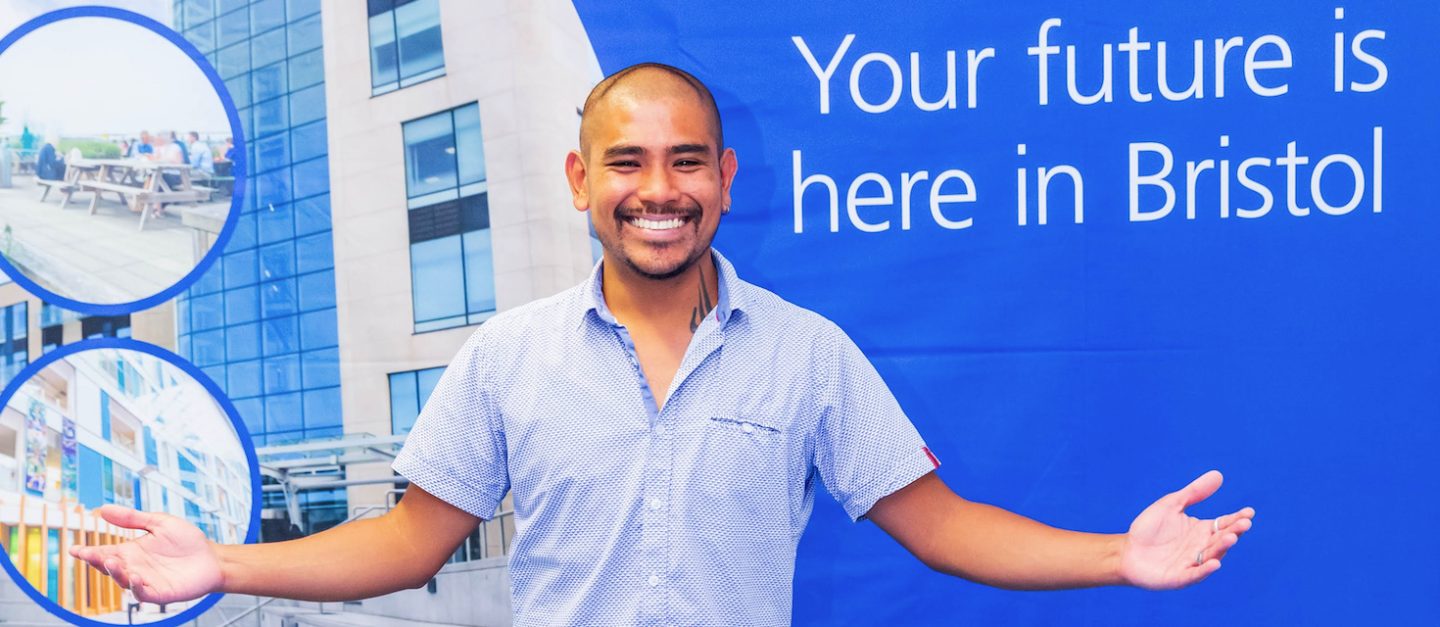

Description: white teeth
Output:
[628,216,684,230]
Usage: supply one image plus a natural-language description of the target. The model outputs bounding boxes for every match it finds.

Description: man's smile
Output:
[624,215,691,231]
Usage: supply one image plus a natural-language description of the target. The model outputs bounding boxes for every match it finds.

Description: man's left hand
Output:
[1119,470,1255,590]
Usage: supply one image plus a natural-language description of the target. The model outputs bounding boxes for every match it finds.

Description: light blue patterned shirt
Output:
[393,249,938,627]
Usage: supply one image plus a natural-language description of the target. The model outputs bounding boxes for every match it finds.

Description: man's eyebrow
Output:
[602,145,645,159]
[668,143,711,156]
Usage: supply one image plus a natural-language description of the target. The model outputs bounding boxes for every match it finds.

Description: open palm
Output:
[69,505,224,605]
[1119,470,1255,590]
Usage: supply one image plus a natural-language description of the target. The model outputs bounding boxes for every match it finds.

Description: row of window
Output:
[196,13,321,76]
[182,271,336,331]
[0,303,135,391]
[230,385,342,443]
[183,311,337,364]
[176,0,320,47]
[260,484,347,536]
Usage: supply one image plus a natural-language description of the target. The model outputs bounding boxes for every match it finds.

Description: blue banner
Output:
[574,1,1436,624]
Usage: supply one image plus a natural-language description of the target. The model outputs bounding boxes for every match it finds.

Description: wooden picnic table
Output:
[36,159,100,205]
[69,158,214,231]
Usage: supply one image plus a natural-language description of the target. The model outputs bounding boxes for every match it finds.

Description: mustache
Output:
[612,200,703,220]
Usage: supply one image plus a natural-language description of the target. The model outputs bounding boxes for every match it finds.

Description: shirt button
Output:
[648,574,660,587]
[741,422,755,433]
[649,498,663,511]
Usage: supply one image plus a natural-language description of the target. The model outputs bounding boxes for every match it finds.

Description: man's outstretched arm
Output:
[70,485,479,604]
[866,470,1254,591]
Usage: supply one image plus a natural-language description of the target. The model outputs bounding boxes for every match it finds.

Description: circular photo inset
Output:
[0,7,244,313]
[0,339,258,625]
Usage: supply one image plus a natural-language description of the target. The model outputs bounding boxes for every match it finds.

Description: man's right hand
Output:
[68,485,479,604]
[70,505,224,605]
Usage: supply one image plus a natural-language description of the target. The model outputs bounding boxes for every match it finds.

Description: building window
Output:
[388,366,444,436]
[81,315,131,340]
[369,0,445,96]
[39,302,80,355]
[0,302,27,388]
[403,103,495,332]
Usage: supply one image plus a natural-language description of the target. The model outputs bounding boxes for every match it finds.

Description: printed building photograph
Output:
[0,14,235,305]
[1,0,603,625]
[0,346,252,623]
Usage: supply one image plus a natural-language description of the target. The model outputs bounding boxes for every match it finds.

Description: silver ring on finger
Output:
[1195,551,1204,566]
[1212,518,1219,534]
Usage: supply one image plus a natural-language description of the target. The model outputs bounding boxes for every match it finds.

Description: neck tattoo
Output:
[688,264,715,334]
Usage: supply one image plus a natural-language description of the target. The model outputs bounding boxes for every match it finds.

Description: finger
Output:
[103,557,131,587]
[135,581,161,605]
[1221,516,1253,538]
[1175,470,1223,509]
[72,544,119,569]
[1202,532,1240,561]
[1184,559,1222,587]
[1215,507,1256,529]
[96,505,158,531]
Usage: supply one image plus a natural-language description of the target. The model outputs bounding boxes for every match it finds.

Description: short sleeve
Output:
[813,325,938,522]
[392,325,509,520]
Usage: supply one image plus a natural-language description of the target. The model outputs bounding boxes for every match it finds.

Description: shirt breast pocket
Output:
[696,416,791,500]
[708,416,784,437]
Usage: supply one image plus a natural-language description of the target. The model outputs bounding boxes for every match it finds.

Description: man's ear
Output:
[719,147,738,210]
[565,150,589,212]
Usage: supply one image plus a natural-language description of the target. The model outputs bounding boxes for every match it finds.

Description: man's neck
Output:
[602,250,720,335]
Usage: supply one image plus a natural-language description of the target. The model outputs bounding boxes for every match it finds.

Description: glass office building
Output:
[172,0,344,540]
[173,0,341,448]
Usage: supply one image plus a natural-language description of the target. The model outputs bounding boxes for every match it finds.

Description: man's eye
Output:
[608,161,639,168]
[675,160,702,167]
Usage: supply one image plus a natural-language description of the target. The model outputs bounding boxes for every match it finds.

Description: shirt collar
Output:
[577,248,746,330]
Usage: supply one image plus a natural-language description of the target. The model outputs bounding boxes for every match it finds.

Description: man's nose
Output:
[635,164,681,207]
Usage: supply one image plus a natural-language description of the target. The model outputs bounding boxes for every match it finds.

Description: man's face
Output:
[568,90,736,281]
[140,132,150,143]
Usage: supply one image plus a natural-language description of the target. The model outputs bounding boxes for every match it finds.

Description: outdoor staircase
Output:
[195,597,479,627]
[258,607,473,627]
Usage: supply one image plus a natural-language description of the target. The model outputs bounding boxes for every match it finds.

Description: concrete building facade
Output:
[321,0,600,512]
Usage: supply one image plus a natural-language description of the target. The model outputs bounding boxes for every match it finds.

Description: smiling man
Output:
[72,63,1254,627]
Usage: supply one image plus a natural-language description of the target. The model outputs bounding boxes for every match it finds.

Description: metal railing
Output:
[211,490,515,627]
[211,498,397,627]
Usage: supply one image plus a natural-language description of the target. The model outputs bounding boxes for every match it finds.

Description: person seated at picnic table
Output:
[187,132,214,175]
[148,132,185,165]
[128,131,154,158]
[119,139,131,156]
[146,131,187,217]
[35,136,65,181]
[219,136,238,162]
[169,131,189,165]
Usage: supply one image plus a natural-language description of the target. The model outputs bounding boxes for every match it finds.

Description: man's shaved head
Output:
[565,62,738,283]
[579,63,723,156]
